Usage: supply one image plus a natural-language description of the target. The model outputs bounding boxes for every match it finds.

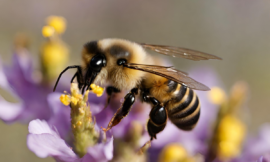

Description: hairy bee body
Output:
[54,38,220,147]
[141,76,200,130]
[82,38,200,130]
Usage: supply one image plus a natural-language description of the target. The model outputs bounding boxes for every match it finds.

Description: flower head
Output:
[40,16,69,83]
[27,119,113,162]
[28,83,113,161]
[46,16,66,35]
[206,81,248,161]
[0,17,70,123]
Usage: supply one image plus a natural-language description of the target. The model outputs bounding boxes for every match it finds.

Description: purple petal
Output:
[82,136,114,162]
[28,119,59,136]
[0,95,23,122]
[47,93,71,139]
[0,58,23,122]
[0,53,55,123]
[238,124,270,161]
[258,155,270,162]
[27,119,79,161]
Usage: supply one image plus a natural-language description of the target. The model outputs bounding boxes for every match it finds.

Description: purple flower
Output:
[257,155,270,162]
[0,50,76,123]
[27,119,113,162]
[0,53,53,123]
[231,124,270,162]
[46,91,108,140]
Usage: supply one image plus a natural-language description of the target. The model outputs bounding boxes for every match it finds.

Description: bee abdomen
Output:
[168,86,201,130]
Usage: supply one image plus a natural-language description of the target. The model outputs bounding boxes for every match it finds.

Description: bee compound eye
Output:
[117,59,127,66]
[90,55,106,72]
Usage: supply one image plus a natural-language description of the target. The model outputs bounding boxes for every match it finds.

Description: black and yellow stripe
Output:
[166,81,201,131]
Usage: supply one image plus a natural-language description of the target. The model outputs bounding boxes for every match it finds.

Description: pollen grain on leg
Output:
[90,84,104,97]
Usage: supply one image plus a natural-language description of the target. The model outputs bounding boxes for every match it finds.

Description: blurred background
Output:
[0,0,269,161]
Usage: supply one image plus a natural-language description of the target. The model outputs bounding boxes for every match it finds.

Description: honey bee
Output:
[53,38,221,147]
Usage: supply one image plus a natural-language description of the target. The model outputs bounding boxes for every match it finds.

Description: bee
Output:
[53,38,221,147]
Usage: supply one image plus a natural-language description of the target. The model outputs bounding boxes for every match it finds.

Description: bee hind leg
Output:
[139,97,167,153]
[103,88,138,132]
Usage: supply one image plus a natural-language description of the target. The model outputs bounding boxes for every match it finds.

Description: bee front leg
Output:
[103,88,138,132]
[104,86,121,109]
[70,66,84,91]
[139,97,167,153]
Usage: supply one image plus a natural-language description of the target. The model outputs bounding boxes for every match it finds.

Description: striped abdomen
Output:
[166,81,201,130]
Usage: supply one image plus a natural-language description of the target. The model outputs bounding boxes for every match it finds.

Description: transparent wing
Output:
[141,43,222,61]
[124,63,210,91]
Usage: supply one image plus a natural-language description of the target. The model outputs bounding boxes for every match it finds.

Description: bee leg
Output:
[75,66,84,90]
[69,66,84,90]
[103,88,138,132]
[70,72,77,83]
[53,65,81,91]
[104,86,121,109]
[139,97,167,153]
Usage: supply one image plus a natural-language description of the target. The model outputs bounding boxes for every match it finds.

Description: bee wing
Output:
[140,43,222,61]
[124,63,210,91]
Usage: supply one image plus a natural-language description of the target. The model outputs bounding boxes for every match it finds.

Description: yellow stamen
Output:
[77,121,82,126]
[42,26,55,38]
[71,96,79,105]
[208,87,226,105]
[46,16,66,34]
[60,94,70,106]
[79,108,85,115]
[158,143,188,162]
[217,115,246,159]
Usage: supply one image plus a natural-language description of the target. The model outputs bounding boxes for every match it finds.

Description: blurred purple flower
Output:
[257,155,270,162]
[27,119,113,162]
[0,52,54,123]
[231,124,270,162]
[0,50,82,124]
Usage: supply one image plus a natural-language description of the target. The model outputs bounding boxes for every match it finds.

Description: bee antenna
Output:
[53,65,81,92]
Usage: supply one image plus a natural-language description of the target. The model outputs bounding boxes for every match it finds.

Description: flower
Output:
[0,52,49,123]
[27,83,114,162]
[0,16,70,123]
[0,49,70,123]
[27,119,113,162]
[41,16,69,83]
[231,124,270,162]
[206,81,248,162]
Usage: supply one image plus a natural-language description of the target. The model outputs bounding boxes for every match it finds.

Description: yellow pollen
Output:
[46,16,66,34]
[217,115,246,159]
[77,121,82,126]
[208,87,226,105]
[88,117,92,123]
[90,84,104,97]
[71,96,79,105]
[60,94,70,106]
[42,26,55,37]
[79,108,85,114]
[158,143,188,162]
